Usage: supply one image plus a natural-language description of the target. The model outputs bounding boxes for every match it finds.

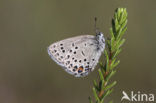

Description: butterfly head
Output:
[96,32,105,51]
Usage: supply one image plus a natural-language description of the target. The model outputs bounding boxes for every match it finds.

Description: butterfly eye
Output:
[96,32,103,37]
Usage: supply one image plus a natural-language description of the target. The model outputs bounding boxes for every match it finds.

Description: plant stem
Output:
[89,8,128,103]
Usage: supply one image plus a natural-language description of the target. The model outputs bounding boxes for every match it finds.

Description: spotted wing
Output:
[48,35,103,77]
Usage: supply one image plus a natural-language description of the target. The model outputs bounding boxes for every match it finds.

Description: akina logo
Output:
[121,91,155,102]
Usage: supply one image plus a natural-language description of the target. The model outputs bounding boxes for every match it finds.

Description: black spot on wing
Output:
[79,60,81,63]
[67,61,70,64]
[67,55,70,58]
[73,51,76,54]
[81,51,85,56]
[62,50,65,53]
[70,64,73,67]
[74,65,78,69]
[53,45,56,48]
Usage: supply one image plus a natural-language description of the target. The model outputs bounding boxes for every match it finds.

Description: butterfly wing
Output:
[48,35,104,77]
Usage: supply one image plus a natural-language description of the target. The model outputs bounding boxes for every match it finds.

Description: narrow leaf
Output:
[115,39,125,50]
[112,48,122,59]
[104,50,109,71]
[101,80,105,91]
[119,9,125,24]
[105,81,117,91]
[110,58,117,70]
[110,28,115,39]
[92,87,100,102]
[120,27,127,38]
[101,89,114,102]
[98,69,104,81]
[112,60,120,69]
[88,97,93,103]
[106,70,116,81]
[93,80,99,91]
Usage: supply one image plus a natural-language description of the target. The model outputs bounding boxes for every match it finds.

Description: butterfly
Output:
[47,32,105,77]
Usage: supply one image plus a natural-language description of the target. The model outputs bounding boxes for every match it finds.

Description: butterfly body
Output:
[47,32,105,77]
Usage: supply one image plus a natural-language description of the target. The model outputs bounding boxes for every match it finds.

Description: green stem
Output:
[89,8,128,103]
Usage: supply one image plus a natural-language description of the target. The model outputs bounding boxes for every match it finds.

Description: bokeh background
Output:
[0,0,156,103]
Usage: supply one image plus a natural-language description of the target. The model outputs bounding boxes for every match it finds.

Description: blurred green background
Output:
[0,0,156,103]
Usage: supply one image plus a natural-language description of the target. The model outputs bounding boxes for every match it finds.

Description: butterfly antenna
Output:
[94,17,100,34]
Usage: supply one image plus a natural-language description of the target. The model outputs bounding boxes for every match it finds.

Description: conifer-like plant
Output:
[89,8,128,103]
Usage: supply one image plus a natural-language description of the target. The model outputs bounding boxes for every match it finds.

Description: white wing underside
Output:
[48,35,103,77]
